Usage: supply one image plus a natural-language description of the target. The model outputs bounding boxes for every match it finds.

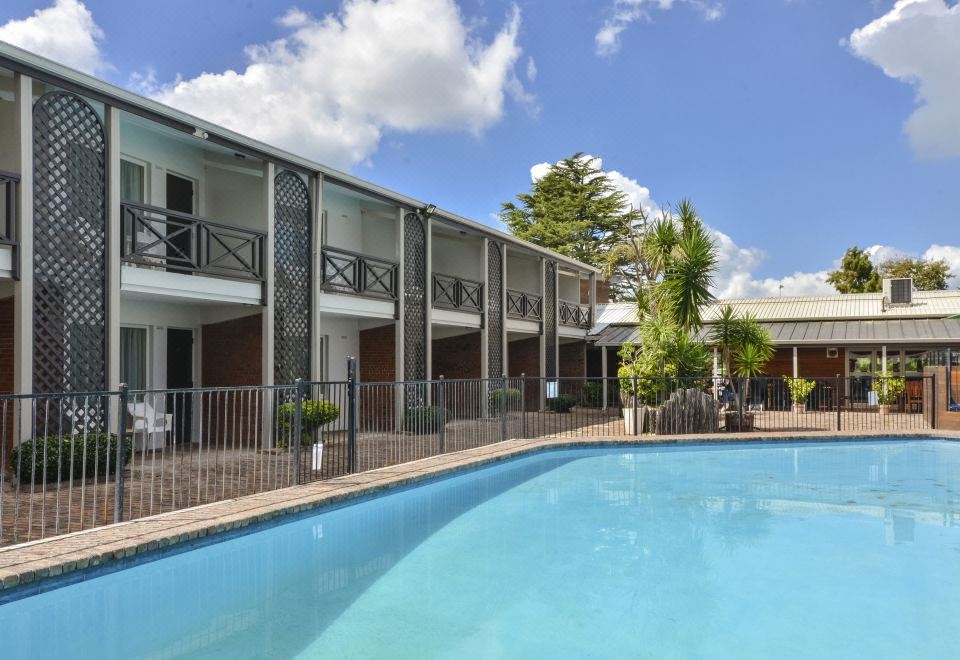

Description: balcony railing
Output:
[433,273,483,313]
[559,299,591,328]
[0,170,19,279]
[506,288,543,321]
[321,245,398,300]
[121,202,265,281]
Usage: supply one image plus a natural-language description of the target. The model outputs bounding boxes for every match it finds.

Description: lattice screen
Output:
[274,171,311,384]
[403,212,427,381]
[487,242,504,378]
[544,260,557,379]
[32,92,107,396]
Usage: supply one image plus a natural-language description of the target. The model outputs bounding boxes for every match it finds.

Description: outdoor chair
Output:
[905,381,922,414]
[127,401,172,450]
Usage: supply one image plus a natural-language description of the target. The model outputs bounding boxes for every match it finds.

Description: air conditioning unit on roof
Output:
[883,278,912,306]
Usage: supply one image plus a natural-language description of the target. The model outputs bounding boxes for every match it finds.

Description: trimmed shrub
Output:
[580,382,603,407]
[546,394,576,413]
[10,433,131,484]
[276,399,341,447]
[488,387,521,414]
[403,406,446,434]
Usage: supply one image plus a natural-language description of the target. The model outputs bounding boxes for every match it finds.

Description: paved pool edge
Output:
[2,430,958,602]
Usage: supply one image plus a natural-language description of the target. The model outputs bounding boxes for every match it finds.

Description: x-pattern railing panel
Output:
[432,273,483,312]
[321,245,398,300]
[121,202,264,281]
[506,288,543,321]
[559,299,591,327]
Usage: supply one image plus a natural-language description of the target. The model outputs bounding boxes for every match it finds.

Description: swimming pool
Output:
[2,439,958,658]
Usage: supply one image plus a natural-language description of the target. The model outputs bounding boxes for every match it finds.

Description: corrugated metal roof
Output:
[593,325,643,346]
[700,290,960,322]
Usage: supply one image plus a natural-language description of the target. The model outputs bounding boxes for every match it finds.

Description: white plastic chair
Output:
[127,401,172,450]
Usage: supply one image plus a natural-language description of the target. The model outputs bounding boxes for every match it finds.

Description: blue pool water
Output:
[2,440,959,659]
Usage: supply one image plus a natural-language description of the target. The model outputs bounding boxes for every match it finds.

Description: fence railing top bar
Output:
[121,200,267,239]
[320,243,399,266]
[506,287,542,297]
[432,272,484,287]
[0,169,20,182]
[128,383,298,396]
[0,389,122,401]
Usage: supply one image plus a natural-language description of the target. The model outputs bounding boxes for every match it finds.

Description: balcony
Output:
[506,289,543,321]
[120,201,265,304]
[433,273,483,313]
[0,170,19,279]
[559,299,591,328]
[321,245,398,301]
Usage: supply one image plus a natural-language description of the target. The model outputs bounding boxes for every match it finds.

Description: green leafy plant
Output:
[546,394,576,413]
[403,406,446,433]
[276,399,340,447]
[488,387,521,414]
[784,377,817,408]
[10,433,131,484]
[875,371,906,406]
[580,381,603,406]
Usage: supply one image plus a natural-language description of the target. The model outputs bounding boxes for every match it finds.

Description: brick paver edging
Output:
[1,430,957,603]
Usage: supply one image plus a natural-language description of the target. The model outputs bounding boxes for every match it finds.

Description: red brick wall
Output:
[359,323,395,383]
[432,332,482,380]
[559,341,586,378]
[509,336,541,409]
[201,313,263,447]
[0,297,12,395]
[580,278,610,304]
[764,347,843,379]
[359,323,396,430]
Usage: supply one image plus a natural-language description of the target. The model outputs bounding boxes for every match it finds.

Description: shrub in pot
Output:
[546,394,576,413]
[488,387,521,414]
[784,377,817,413]
[404,405,446,433]
[875,371,905,414]
[276,399,341,448]
[10,433,131,484]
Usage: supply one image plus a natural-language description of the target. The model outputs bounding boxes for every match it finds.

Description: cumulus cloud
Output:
[147,0,531,169]
[596,0,723,56]
[865,243,960,287]
[848,0,960,158]
[529,154,657,216]
[0,0,106,75]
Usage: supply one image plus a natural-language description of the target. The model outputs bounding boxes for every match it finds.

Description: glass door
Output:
[847,350,875,405]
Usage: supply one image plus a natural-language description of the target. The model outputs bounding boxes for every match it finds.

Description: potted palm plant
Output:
[784,377,817,414]
[875,371,905,415]
[712,307,774,432]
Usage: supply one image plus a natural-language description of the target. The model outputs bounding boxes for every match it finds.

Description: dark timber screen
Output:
[274,171,311,383]
[403,212,427,381]
[32,91,107,405]
[544,260,557,379]
[487,242,504,378]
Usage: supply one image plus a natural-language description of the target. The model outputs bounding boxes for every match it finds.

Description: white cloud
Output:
[924,245,960,285]
[526,56,537,82]
[529,154,657,215]
[848,0,960,158]
[0,0,106,75]
[146,0,530,169]
[596,0,723,56]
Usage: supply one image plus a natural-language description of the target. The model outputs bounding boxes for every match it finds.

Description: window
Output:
[121,159,145,203]
[848,351,873,375]
[904,351,924,375]
[120,327,147,389]
[884,351,901,376]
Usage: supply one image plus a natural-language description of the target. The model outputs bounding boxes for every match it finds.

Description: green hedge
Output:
[10,433,132,484]
[403,406,446,433]
[580,382,603,407]
[488,387,521,413]
[546,394,576,413]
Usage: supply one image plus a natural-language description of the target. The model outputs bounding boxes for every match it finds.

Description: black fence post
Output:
[438,375,446,453]
[632,375,639,436]
[501,375,508,442]
[293,378,304,485]
[520,374,527,439]
[114,383,129,524]
[737,377,745,432]
[346,357,358,473]
[836,373,842,432]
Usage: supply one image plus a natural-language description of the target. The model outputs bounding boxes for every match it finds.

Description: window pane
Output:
[121,160,145,203]
[120,327,147,389]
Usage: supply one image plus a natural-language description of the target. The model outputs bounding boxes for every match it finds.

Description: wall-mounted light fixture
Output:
[421,204,437,218]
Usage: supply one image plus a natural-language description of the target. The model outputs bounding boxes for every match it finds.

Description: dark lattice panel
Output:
[544,260,557,379]
[274,171,311,384]
[403,212,427,381]
[487,242,504,378]
[33,92,107,397]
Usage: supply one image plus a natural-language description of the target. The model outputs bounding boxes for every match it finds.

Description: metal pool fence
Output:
[0,366,940,547]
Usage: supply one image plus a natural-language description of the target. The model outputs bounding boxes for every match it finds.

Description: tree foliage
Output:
[826,246,881,293]
[878,257,951,291]
[710,305,774,377]
[500,153,639,268]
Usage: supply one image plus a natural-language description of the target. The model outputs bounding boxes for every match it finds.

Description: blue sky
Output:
[2,0,958,296]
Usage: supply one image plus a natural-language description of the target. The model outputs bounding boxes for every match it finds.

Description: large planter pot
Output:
[312,442,324,471]
[622,405,646,434]
[879,405,890,416]
[724,411,755,432]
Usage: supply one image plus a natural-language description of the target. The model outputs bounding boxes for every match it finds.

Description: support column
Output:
[588,271,597,325]
[601,345,609,410]
[394,207,405,426]
[13,74,32,399]
[106,106,121,391]
[792,346,798,379]
[881,345,887,374]
[425,214,433,380]
[309,174,323,381]
[261,162,276,444]
[538,256,546,409]
[481,239,489,381]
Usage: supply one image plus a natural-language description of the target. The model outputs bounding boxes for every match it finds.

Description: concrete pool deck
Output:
[1,429,958,599]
